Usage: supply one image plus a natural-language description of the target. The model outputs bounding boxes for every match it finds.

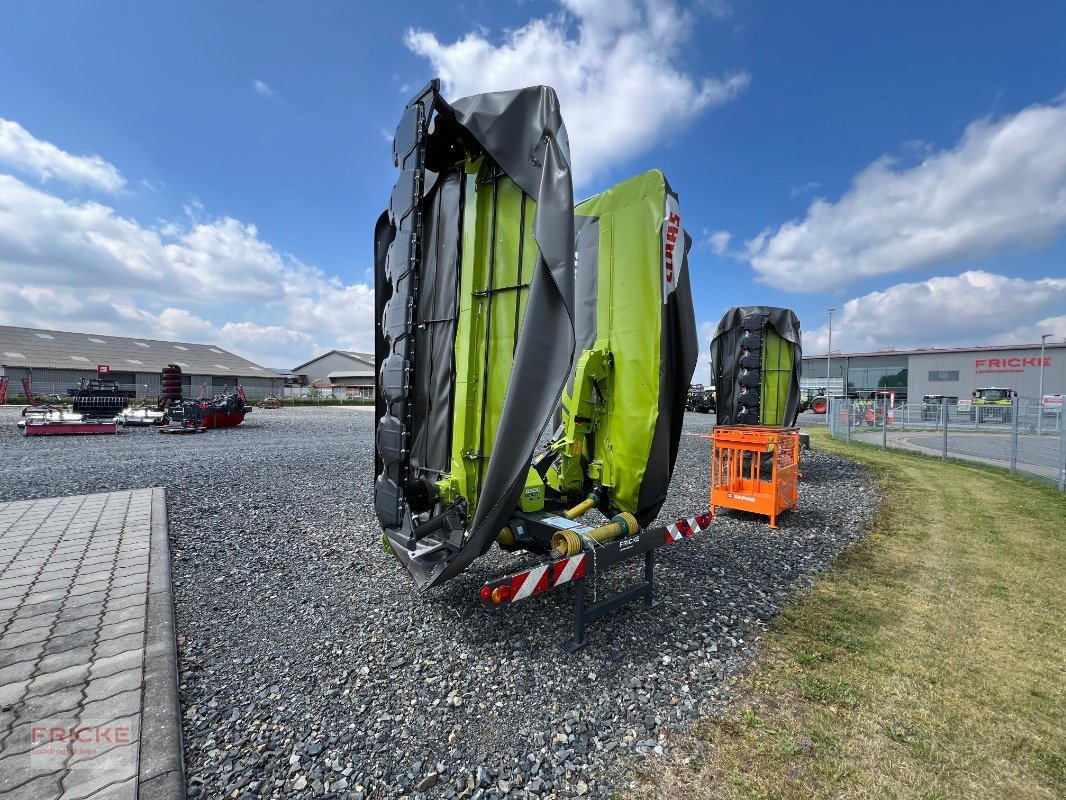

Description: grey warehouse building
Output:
[290,349,375,398]
[802,341,1066,402]
[0,325,284,399]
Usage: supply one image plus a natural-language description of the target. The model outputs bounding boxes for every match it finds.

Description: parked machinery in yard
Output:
[687,384,715,413]
[705,307,803,528]
[968,387,1016,423]
[17,376,116,436]
[374,80,702,648]
[922,394,958,422]
[70,378,136,419]
[710,307,803,427]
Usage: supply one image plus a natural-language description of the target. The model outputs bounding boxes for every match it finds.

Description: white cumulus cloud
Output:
[405,0,748,187]
[702,228,732,256]
[0,118,125,192]
[0,170,373,366]
[800,270,1066,355]
[748,98,1066,291]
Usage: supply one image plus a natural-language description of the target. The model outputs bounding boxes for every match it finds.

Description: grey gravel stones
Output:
[0,406,875,798]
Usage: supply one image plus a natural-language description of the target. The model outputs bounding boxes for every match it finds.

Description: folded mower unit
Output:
[374,80,699,645]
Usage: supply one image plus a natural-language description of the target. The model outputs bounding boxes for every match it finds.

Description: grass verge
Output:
[636,428,1065,799]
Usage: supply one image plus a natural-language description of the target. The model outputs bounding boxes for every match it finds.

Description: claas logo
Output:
[664,212,680,283]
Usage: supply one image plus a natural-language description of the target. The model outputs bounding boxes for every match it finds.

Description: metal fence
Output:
[827,397,1066,491]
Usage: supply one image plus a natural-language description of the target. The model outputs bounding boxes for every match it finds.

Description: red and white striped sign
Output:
[480,513,713,605]
[665,513,713,543]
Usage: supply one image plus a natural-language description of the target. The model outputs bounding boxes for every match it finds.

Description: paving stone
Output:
[0,660,36,688]
[0,641,45,670]
[26,664,91,701]
[0,764,64,799]
[84,669,142,706]
[100,594,145,615]
[36,646,94,676]
[0,627,52,653]
[66,717,138,775]
[18,686,84,721]
[43,630,98,657]
[5,614,59,637]
[28,577,71,594]
[95,619,142,647]
[0,676,30,707]
[88,650,142,682]
[49,616,100,640]
[12,601,64,622]
[0,719,67,759]
[0,585,28,602]
[0,742,66,793]
[0,490,181,799]
[79,688,140,728]
[67,581,110,600]
[62,741,137,800]
[93,634,143,662]
[87,778,136,799]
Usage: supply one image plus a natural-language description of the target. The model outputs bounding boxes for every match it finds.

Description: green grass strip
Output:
[637,429,1065,799]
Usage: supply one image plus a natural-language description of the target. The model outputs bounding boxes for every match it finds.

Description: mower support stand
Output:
[561,549,658,653]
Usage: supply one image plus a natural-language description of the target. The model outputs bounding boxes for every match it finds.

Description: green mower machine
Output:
[374,82,701,645]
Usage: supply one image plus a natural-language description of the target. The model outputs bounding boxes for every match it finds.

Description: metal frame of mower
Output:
[476,509,713,651]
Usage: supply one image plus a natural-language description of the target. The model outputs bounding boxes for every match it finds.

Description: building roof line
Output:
[803,341,1066,359]
[291,349,375,373]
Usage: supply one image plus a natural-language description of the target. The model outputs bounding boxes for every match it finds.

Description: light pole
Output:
[826,308,836,399]
[1038,333,1052,436]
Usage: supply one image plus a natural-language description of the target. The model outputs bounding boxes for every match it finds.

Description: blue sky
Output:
[1,1,1065,369]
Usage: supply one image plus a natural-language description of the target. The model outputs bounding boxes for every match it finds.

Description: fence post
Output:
[845,400,851,443]
[1009,397,1019,475]
[881,394,888,449]
[1059,426,1066,492]
[941,400,948,461]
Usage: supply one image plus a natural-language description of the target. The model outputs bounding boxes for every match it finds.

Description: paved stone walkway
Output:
[0,488,182,799]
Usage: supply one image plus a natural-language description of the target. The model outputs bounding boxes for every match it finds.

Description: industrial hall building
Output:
[801,341,1066,402]
[289,349,375,398]
[0,325,283,399]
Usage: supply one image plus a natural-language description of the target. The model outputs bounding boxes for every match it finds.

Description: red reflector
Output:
[491,584,511,604]
[676,518,692,536]
[479,585,491,602]
[695,513,712,529]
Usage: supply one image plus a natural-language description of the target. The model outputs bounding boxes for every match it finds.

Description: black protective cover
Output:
[711,306,803,427]
[375,82,576,591]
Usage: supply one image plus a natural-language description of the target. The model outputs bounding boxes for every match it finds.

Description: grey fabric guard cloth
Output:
[633,228,699,526]
[711,306,803,427]
[419,86,577,589]
[410,172,461,477]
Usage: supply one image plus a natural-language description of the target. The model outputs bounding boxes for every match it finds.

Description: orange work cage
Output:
[704,425,800,528]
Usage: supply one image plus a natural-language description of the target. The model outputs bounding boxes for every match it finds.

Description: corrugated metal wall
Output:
[0,366,279,398]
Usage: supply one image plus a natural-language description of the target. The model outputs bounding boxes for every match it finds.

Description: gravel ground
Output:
[0,405,876,799]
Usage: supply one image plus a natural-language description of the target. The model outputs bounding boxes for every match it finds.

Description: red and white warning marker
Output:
[478,513,713,606]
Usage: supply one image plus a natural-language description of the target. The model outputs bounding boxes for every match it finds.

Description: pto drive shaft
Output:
[549,512,639,559]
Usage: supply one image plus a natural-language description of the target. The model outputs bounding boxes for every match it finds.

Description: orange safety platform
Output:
[703,425,799,528]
